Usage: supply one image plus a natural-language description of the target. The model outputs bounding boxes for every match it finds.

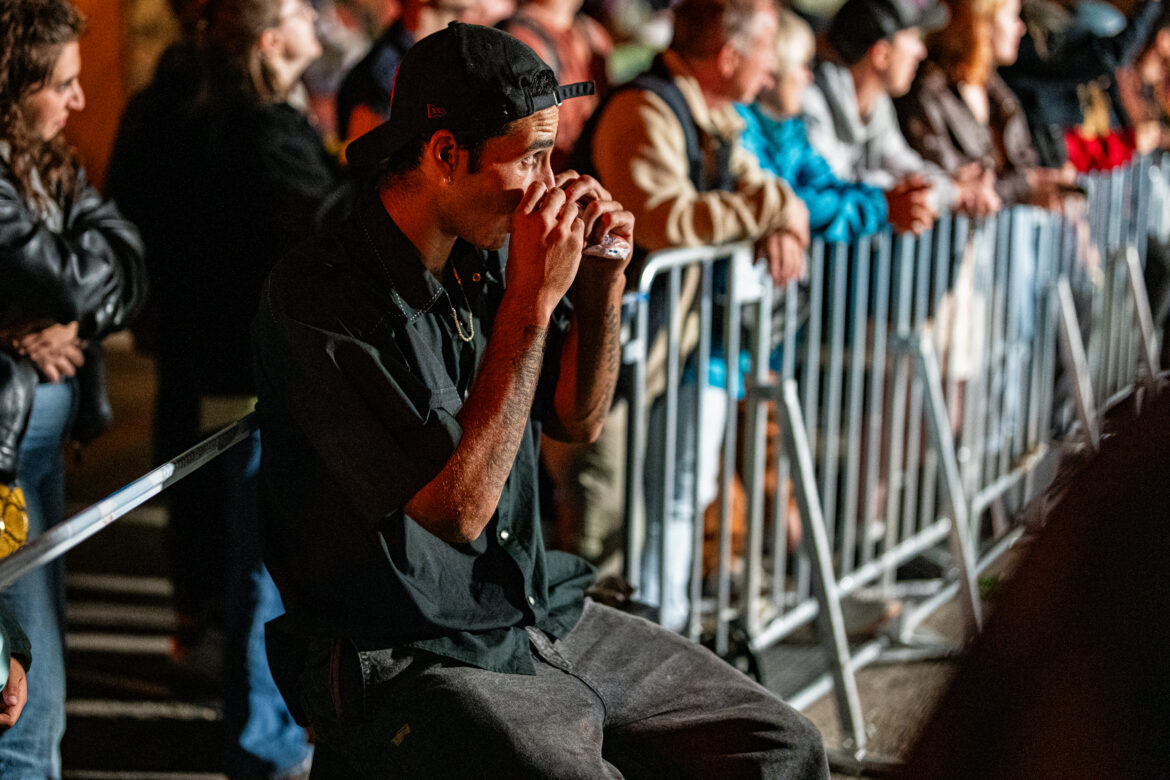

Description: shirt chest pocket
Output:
[427,383,463,417]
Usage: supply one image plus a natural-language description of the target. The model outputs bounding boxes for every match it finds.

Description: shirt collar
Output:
[356,187,494,323]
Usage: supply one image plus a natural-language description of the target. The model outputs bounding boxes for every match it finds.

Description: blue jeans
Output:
[300,599,828,778]
[221,431,311,778]
[0,381,76,779]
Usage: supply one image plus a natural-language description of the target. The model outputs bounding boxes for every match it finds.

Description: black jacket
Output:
[169,89,351,399]
[0,160,146,471]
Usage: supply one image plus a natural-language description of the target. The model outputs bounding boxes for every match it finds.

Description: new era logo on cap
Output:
[427,104,447,119]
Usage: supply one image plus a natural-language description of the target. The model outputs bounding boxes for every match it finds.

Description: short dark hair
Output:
[379,67,558,182]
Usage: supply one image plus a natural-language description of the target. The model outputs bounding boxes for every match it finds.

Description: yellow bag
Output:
[0,485,29,558]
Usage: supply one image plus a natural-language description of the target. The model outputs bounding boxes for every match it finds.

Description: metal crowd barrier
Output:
[0,157,1162,770]
[621,157,1165,764]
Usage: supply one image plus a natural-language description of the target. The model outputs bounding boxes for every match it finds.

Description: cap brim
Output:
[345,120,414,170]
[917,3,949,32]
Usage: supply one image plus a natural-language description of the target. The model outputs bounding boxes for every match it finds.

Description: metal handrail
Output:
[0,414,258,589]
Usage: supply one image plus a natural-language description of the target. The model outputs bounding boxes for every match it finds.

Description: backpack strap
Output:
[570,53,731,193]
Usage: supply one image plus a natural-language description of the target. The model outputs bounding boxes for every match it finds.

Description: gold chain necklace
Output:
[449,264,475,343]
[359,206,475,342]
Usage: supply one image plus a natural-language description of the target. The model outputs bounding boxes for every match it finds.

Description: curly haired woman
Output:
[0,0,146,774]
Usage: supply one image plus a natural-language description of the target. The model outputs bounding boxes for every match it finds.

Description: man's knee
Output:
[764,705,829,779]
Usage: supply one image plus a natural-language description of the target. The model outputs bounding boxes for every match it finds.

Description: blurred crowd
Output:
[2,0,1170,773]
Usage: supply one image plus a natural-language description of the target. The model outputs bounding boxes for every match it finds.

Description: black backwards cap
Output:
[346,22,596,170]
[828,0,950,64]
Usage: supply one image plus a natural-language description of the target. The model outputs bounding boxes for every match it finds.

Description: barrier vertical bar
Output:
[716,254,746,655]
[624,286,650,591]
[773,275,801,615]
[687,260,715,642]
[744,262,773,639]
[1086,175,1108,404]
[882,234,916,587]
[1123,245,1162,396]
[778,379,867,754]
[985,214,1010,493]
[840,237,871,575]
[919,213,952,535]
[908,338,983,638]
[861,233,893,567]
[820,243,849,547]
[1002,209,1027,479]
[901,221,933,538]
[1056,276,1101,451]
[657,266,683,627]
[803,242,825,450]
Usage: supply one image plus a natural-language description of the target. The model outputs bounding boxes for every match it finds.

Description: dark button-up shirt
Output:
[253,190,594,674]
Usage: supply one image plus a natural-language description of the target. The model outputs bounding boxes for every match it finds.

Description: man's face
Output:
[879,27,925,97]
[443,106,559,250]
[20,41,84,143]
[726,6,780,103]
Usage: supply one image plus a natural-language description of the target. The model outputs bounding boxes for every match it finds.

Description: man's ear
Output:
[1155,28,1170,59]
[258,27,282,61]
[715,40,743,80]
[868,38,892,72]
[425,130,461,177]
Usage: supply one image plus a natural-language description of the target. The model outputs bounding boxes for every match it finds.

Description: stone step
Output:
[61,698,224,775]
[68,602,177,633]
[64,772,225,780]
[64,506,169,580]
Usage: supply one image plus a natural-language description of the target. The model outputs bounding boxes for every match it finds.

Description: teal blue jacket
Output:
[735,103,888,244]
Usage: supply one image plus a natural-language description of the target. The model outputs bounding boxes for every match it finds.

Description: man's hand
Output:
[3,322,85,382]
[756,230,806,286]
[885,174,937,235]
[557,172,635,274]
[755,195,808,286]
[508,181,586,320]
[0,658,27,730]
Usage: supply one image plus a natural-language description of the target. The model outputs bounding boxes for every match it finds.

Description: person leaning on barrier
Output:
[736,7,890,243]
[252,22,829,778]
[574,0,811,631]
[999,0,1163,170]
[802,0,1001,233]
[893,0,1078,210]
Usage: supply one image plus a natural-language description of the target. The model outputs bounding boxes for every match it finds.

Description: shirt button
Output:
[527,595,536,606]
[499,529,510,541]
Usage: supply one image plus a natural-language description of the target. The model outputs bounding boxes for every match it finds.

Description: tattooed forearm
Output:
[550,277,625,440]
[404,306,550,543]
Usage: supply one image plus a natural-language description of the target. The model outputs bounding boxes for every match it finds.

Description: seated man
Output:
[253,22,828,778]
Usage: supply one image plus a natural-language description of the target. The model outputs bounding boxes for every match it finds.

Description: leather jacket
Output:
[0,158,147,471]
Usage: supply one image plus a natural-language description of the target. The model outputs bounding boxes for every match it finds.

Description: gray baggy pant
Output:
[299,599,829,779]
